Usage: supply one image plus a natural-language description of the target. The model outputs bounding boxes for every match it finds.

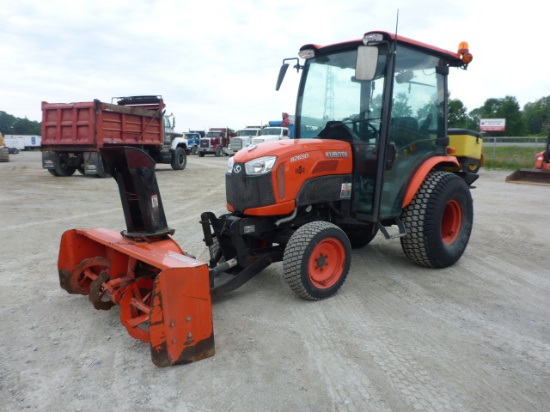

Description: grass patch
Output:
[482,145,543,170]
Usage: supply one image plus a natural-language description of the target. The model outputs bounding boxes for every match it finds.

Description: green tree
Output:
[0,111,41,135]
[473,96,523,136]
[523,96,550,135]
[0,111,17,135]
[13,117,41,135]
[448,98,469,129]
[392,92,413,117]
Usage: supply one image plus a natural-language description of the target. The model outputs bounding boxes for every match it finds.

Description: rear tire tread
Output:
[400,171,473,268]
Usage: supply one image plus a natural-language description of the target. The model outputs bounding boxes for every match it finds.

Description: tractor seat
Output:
[391,117,420,147]
[318,121,354,142]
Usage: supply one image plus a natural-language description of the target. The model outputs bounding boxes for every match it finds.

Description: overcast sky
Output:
[1,0,547,132]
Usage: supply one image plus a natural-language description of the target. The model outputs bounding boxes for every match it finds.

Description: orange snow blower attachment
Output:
[58,146,214,367]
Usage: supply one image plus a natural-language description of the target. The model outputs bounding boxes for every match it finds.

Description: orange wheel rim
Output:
[308,238,345,289]
[442,199,462,244]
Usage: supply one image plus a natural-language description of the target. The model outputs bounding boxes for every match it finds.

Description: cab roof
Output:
[300,31,466,68]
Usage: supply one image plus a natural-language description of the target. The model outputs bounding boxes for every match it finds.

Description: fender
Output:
[402,156,460,207]
[170,137,188,151]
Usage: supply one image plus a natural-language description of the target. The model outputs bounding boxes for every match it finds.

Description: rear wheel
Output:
[283,221,351,300]
[401,171,473,268]
[54,155,76,176]
[171,147,187,170]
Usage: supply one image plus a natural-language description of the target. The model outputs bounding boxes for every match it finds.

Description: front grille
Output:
[230,140,243,151]
[200,139,210,148]
[226,164,275,212]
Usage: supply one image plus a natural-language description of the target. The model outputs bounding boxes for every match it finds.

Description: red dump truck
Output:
[197,127,236,157]
[41,95,189,176]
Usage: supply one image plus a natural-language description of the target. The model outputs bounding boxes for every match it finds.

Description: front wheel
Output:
[283,221,351,300]
[191,146,198,155]
[171,147,187,170]
[215,147,223,157]
[401,171,473,268]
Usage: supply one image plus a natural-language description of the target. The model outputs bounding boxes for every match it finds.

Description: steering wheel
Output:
[341,118,378,142]
[318,121,356,142]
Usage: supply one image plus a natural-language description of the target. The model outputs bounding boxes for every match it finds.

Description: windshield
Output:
[298,45,443,142]
[298,48,385,140]
[262,127,282,135]
[206,132,221,137]
[238,129,260,136]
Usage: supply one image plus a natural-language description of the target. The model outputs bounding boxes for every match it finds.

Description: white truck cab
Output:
[252,127,290,145]
[228,127,263,154]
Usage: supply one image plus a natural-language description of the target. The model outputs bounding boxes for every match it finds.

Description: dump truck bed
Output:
[41,100,164,148]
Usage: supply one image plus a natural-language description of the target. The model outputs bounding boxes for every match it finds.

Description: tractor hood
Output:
[232,138,352,164]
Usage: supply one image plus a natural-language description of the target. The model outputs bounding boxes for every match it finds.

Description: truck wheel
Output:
[215,147,223,157]
[171,147,187,170]
[48,169,59,176]
[283,221,351,300]
[400,171,473,268]
[191,146,198,155]
[341,224,378,249]
[198,151,205,157]
[54,156,76,177]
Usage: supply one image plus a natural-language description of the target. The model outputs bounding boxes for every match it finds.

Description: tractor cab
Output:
[278,31,473,223]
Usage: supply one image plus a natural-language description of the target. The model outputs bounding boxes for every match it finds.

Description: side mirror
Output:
[275,63,289,91]
[356,46,379,81]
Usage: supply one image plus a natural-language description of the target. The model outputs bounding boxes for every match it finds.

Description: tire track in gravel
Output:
[288,244,468,411]
[353,244,549,411]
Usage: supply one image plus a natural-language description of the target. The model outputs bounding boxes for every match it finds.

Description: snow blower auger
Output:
[58,146,214,367]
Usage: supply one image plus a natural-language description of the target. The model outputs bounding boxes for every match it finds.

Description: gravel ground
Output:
[1,151,549,411]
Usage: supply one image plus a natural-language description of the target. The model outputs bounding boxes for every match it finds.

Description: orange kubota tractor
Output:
[58,31,477,367]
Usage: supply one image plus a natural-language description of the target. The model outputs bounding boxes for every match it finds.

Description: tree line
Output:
[2,94,550,137]
[0,111,41,135]
[448,95,550,136]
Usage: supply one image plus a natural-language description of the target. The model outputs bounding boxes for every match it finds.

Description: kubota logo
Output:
[326,151,349,158]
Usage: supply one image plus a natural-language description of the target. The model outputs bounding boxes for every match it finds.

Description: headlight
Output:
[245,156,277,175]
[226,156,235,174]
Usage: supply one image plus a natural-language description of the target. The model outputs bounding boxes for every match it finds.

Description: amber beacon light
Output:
[457,41,473,64]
